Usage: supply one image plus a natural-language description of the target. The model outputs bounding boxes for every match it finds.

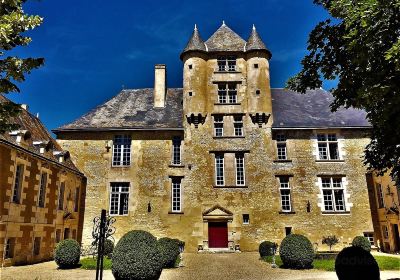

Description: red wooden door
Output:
[208,222,228,248]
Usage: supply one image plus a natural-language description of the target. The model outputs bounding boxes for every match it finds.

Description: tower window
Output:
[218,83,237,104]
[217,56,236,72]
[243,214,250,224]
[172,137,182,165]
[188,91,193,96]
[214,116,224,137]
[256,90,260,95]
[171,177,182,212]
[276,134,287,160]
[188,64,192,69]
[112,135,131,166]
[234,116,244,136]
[254,63,259,68]
[235,153,245,186]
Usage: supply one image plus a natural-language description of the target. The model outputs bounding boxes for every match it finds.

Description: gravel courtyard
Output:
[1,252,399,280]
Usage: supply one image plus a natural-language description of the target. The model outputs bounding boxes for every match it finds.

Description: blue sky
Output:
[7,0,333,131]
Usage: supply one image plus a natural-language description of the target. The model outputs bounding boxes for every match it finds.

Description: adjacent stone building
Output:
[366,171,400,252]
[54,23,375,252]
[0,96,86,266]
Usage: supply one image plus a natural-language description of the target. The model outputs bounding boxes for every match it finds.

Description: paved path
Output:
[1,252,399,280]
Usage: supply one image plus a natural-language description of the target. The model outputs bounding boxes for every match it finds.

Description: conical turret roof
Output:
[245,25,271,58]
[180,24,207,58]
[205,21,246,52]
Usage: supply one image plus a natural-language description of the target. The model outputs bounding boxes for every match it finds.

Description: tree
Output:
[287,0,400,184]
[0,0,44,133]
[322,235,339,251]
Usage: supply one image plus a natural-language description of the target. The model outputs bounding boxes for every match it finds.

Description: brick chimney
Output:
[154,64,166,108]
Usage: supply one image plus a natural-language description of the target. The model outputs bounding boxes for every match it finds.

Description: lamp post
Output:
[271,243,278,268]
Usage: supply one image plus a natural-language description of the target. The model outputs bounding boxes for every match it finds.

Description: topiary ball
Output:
[171,239,185,251]
[157,237,180,268]
[112,230,162,280]
[335,246,379,280]
[279,234,315,269]
[54,239,81,268]
[259,241,276,257]
[104,239,114,258]
[351,236,371,252]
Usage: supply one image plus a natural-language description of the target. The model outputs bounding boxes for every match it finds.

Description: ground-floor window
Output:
[33,237,41,256]
[363,232,375,246]
[5,238,15,259]
[109,182,130,215]
[56,229,61,243]
[64,228,70,239]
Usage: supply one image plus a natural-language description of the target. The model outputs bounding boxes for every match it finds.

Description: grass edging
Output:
[262,255,400,271]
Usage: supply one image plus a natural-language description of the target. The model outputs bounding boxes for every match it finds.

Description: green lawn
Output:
[262,255,400,271]
[80,257,112,270]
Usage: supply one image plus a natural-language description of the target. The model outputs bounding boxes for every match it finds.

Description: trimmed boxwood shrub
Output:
[104,239,114,258]
[112,230,162,280]
[259,241,276,257]
[352,236,371,252]
[279,234,315,269]
[54,239,81,268]
[171,239,185,250]
[157,237,180,268]
[335,246,379,280]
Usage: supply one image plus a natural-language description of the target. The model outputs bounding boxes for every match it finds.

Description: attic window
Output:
[188,64,193,69]
[256,90,260,95]
[254,64,259,69]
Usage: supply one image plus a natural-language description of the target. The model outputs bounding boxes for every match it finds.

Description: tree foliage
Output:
[322,235,339,251]
[0,0,44,133]
[287,0,400,183]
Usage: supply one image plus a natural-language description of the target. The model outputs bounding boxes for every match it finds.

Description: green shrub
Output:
[259,241,277,257]
[322,235,339,251]
[335,246,379,279]
[279,234,315,269]
[352,236,371,252]
[112,230,162,280]
[104,239,114,258]
[171,239,185,250]
[157,237,180,268]
[54,239,81,268]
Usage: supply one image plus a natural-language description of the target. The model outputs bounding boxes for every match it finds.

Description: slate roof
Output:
[55,87,370,132]
[0,95,82,173]
[205,23,247,52]
[246,26,271,58]
[54,88,183,131]
[271,88,370,128]
[181,25,207,58]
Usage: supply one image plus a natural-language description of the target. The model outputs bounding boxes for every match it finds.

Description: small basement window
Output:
[243,214,250,224]
[285,227,292,236]
[254,64,259,69]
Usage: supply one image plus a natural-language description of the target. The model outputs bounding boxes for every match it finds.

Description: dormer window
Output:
[217,56,236,72]
[33,140,50,154]
[9,130,30,144]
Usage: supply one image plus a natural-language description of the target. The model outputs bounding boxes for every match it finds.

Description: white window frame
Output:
[276,134,287,160]
[217,83,237,104]
[234,116,244,136]
[217,55,237,72]
[38,172,47,208]
[214,116,224,137]
[321,177,346,212]
[112,135,131,167]
[363,232,375,246]
[171,178,182,213]
[109,182,130,216]
[171,137,182,165]
[317,133,340,160]
[279,176,292,212]
[215,154,225,186]
[235,153,245,186]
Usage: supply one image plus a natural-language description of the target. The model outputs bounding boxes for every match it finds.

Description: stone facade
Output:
[366,171,400,252]
[0,100,86,266]
[55,23,374,252]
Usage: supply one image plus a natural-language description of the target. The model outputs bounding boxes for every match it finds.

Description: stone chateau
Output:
[53,22,379,252]
[0,95,86,266]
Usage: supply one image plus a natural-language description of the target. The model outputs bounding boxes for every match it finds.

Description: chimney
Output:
[20,104,29,111]
[154,64,166,107]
